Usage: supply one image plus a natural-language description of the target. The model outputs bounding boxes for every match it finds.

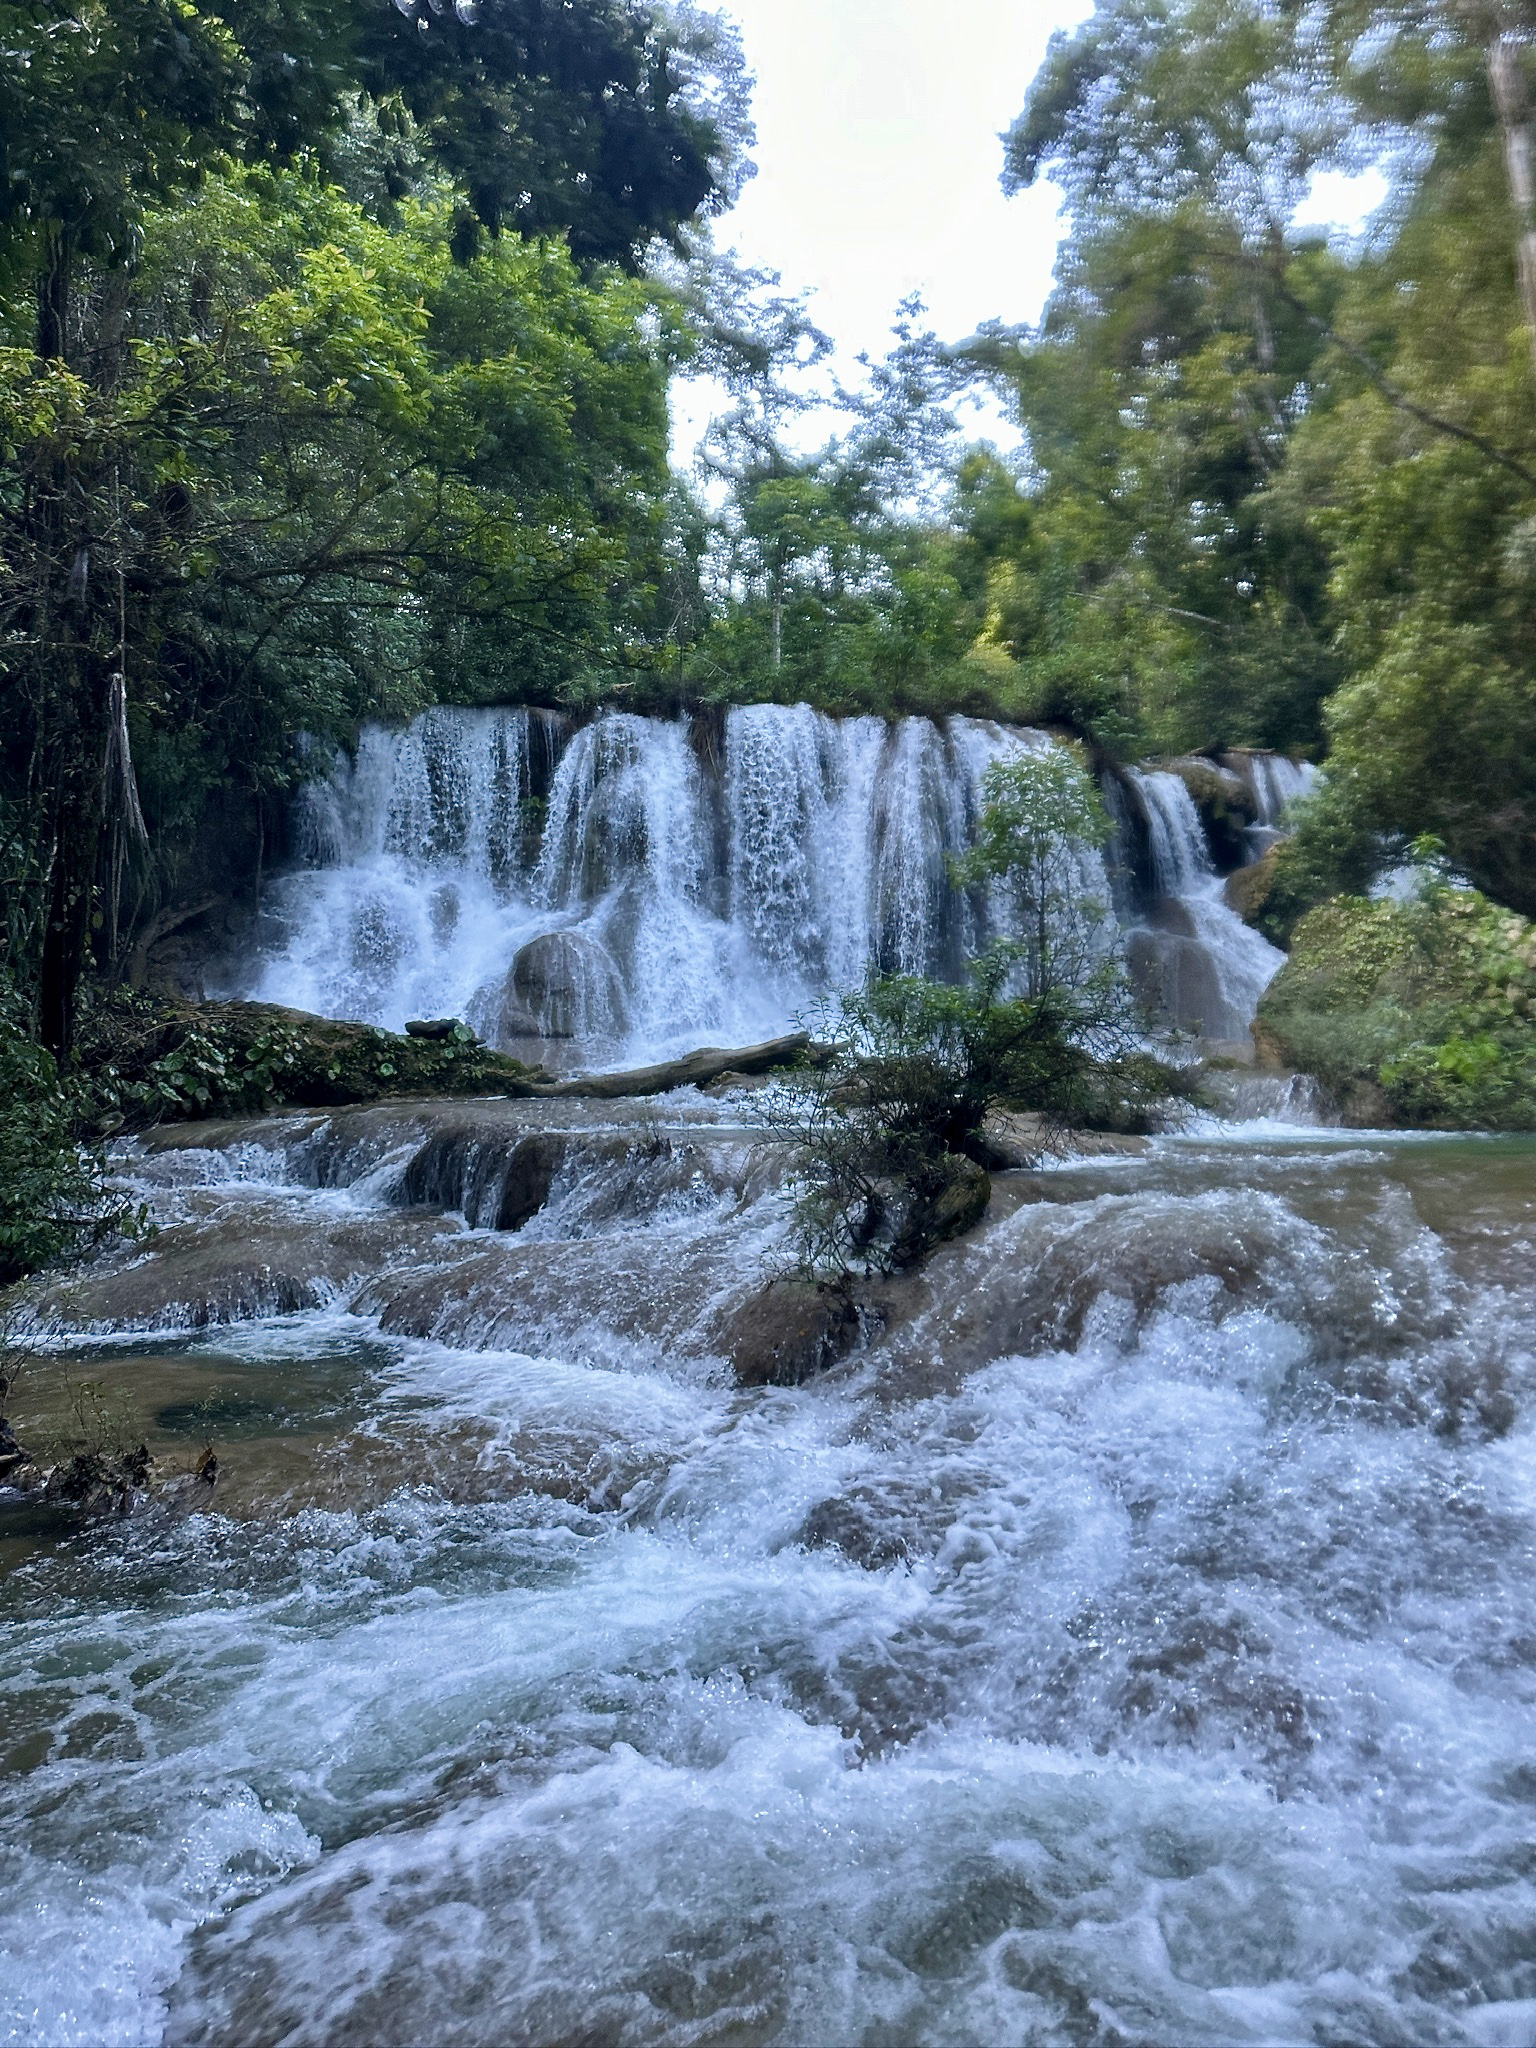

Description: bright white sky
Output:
[673,0,1094,463]
[672,0,1387,466]
[715,0,1092,362]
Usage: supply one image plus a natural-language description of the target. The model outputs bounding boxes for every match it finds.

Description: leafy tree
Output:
[0,164,692,987]
[1257,882,1536,1127]
[0,2,742,1048]
[0,982,136,1288]
[988,0,1536,911]
[951,748,1118,1006]
[359,0,750,266]
[688,298,1001,715]
[768,750,1158,1278]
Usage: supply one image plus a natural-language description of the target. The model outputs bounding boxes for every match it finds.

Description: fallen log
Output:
[531,1032,812,1099]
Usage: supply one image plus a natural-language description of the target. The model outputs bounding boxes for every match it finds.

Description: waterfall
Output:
[232,706,1297,1062]
[233,705,1064,1067]
[246,708,559,1034]
[1219,748,1320,863]
[1123,769,1286,1042]
[1244,751,1317,826]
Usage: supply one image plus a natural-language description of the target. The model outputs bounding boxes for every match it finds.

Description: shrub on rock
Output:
[1257,890,1536,1128]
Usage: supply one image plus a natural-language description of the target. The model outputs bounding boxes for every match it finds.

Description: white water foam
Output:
[6,1133,1536,2044]
[230,707,1123,1067]
[1125,768,1288,1039]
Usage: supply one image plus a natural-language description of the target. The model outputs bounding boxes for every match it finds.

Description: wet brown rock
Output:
[723,1280,864,1387]
[1157,755,1257,868]
[1224,842,1281,925]
[495,930,629,1045]
[33,1215,452,1333]
[897,1158,992,1264]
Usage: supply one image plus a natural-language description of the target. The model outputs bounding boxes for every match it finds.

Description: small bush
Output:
[1257,887,1536,1127]
[765,748,1175,1278]
[765,959,1169,1277]
[0,990,144,1289]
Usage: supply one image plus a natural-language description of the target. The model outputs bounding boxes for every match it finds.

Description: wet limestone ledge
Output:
[80,993,812,1129]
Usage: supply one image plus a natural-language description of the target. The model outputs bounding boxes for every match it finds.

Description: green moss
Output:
[1257,891,1536,1127]
[77,994,547,1129]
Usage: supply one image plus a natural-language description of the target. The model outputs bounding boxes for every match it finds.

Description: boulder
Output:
[722,1279,864,1387]
[975,1110,1051,1169]
[74,995,547,1130]
[1224,842,1282,926]
[1159,756,1257,870]
[495,929,628,1044]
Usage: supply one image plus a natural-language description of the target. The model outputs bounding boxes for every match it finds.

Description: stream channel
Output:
[3,1092,1535,2046]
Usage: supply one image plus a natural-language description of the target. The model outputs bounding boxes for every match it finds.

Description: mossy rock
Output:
[1224,842,1281,926]
[78,993,548,1129]
[1160,757,1257,870]
[1257,891,1536,1128]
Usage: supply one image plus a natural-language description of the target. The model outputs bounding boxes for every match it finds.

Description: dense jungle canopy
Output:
[1,0,1534,1053]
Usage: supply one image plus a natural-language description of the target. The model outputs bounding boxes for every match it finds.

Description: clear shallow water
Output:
[3,1126,1536,2046]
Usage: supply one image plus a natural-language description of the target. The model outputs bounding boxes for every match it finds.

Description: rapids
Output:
[4,1098,1536,2047]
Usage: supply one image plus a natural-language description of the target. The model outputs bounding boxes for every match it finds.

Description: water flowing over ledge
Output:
[224,704,1294,1066]
[5,1105,1536,2046]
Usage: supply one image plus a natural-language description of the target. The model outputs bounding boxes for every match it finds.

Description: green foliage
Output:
[968,0,1536,908]
[0,0,742,289]
[1257,888,1536,1128]
[1255,772,1386,944]
[0,988,141,1288]
[0,161,693,1031]
[77,994,544,1126]
[950,748,1116,1002]
[0,1,742,1048]
[766,752,1163,1278]
[766,969,1069,1277]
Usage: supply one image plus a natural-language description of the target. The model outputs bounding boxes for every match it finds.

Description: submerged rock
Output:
[723,1280,866,1387]
[44,1443,153,1514]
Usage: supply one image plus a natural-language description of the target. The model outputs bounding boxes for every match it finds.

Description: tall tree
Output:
[995,0,1536,903]
[0,0,744,1048]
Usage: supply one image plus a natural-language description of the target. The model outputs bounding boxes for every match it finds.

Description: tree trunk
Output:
[37,646,111,1056]
[1484,16,1536,376]
[36,222,71,364]
[30,217,121,1053]
[531,1031,812,1099]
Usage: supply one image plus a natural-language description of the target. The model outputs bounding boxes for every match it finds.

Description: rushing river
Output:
[3,1100,1535,2046]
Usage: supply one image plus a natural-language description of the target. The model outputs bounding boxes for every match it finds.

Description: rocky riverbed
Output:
[3,1090,1535,2045]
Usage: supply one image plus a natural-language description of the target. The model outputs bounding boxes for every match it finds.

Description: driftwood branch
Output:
[529,1032,813,1099]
